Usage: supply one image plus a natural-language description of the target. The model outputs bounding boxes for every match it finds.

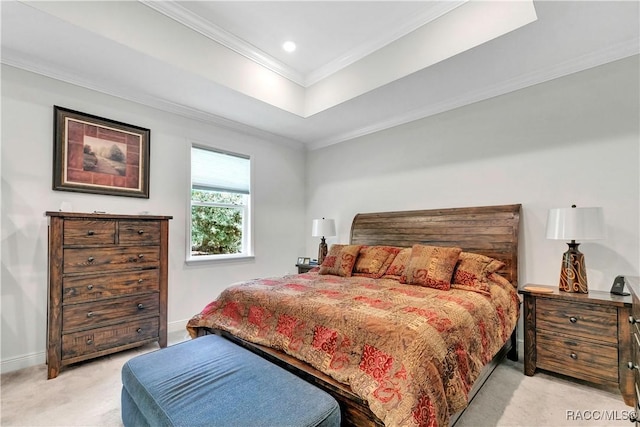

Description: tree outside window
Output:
[189,146,251,260]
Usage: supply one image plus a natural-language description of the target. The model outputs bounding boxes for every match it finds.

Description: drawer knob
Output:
[87,230,95,236]
[86,338,93,345]
[138,254,144,259]
[629,316,640,324]
[87,311,94,318]
[87,256,95,263]
[569,316,577,323]
[137,328,143,334]
[87,284,94,290]
[138,230,144,235]
[138,278,143,284]
[570,352,577,360]
[137,303,144,310]
[627,361,640,371]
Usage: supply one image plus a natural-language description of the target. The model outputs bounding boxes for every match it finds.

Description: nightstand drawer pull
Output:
[87,256,95,263]
[87,311,94,318]
[570,352,578,360]
[628,362,640,371]
[138,254,144,259]
[86,338,93,345]
[137,328,143,334]
[569,316,577,323]
[138,230,144,235]
[137,303,144,310]
[87,230,95,236]
[138,278,143,283]
[87,284,93,290]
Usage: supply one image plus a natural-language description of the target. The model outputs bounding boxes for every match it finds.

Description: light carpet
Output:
[1,332,634,427]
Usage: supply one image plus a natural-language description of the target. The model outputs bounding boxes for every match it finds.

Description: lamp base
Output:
[558,242,588,293]
[318,237,328,265]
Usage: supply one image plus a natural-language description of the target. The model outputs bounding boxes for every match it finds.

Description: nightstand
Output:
[296,264,314,274]
[520,284,633,405]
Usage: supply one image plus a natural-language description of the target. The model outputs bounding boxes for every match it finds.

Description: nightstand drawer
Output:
[536,298,618,344]
[537,331,618,382]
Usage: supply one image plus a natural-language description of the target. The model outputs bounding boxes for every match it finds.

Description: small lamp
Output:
[546,205,605,293]
[312,218,336,265]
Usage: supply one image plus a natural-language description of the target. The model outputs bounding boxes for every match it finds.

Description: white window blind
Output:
[191,147,250,194]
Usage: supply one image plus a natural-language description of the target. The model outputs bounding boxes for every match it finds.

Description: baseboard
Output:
[1,319,191,375]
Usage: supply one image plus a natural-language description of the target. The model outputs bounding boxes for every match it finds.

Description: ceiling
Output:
[1,1,639,150]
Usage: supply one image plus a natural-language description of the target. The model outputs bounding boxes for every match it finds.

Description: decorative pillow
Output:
[318,244,361,277]
[353,246,401,278]
[451,252,505,296]
[401,244,462,290]
[382,247,411,280]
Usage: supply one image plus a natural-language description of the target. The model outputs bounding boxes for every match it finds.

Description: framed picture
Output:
[297,257,305,265]
[303,257,311,264]
[53,106,150,198]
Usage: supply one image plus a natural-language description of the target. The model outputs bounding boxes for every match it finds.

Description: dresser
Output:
[628,277,640,423]
[46,212,172,379]
[521,284,633,405]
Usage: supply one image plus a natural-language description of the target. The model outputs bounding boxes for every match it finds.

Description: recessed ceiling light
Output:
[282,41,296,53]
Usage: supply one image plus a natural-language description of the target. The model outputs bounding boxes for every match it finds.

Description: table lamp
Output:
[312,218,336,265]
[546,205,605,293]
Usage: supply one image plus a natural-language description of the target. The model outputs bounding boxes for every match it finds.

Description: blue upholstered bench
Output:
[121,334,340,427]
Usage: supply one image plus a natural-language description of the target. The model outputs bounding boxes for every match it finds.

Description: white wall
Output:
[306,55,640,292]
[1,65,307,372]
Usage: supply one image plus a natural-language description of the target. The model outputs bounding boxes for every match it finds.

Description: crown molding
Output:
[307,38,640,151]
[139,0,307,86]
[140,0,466,88]
[0,51,304,151]
[305,1,466,86]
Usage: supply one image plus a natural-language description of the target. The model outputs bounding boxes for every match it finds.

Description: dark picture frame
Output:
[53,106,150,198]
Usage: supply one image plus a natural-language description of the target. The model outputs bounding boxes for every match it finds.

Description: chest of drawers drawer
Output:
[46,212,171,379]
[63,270,159,303]
[63,246,160,274]
[62,293,159,331]
[119,221,161,244]
[61,317,160,360]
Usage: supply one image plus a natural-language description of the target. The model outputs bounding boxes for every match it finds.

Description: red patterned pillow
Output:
[451,252,505,296]
[382,247,411,280]
[401,244,462,290]
[318,244,361,277]
[353,246,401,278]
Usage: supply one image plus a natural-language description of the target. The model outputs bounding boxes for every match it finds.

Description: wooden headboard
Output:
[350,204,521,287]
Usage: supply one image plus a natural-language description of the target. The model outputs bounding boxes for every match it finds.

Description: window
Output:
[189,146,251,261]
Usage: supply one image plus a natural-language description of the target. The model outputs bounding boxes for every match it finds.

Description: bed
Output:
[187,204,521,427]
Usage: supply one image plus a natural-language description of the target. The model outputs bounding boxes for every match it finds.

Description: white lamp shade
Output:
[312,218,336,237]
[546,207,605,240]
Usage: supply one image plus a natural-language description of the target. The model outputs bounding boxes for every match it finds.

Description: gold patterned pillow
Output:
[353,246,401,278]
[451,252,505,295]
[318,244,361,277]
[401,244,462,290]
[382,247,411,280]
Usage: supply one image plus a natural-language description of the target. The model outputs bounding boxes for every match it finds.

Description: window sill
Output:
[185,254,255,265]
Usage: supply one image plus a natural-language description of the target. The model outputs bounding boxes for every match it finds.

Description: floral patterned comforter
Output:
[187,272,519,427]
